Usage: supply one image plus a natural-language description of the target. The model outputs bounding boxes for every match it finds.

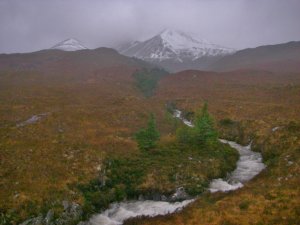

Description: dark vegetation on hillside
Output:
[133,68,168,97]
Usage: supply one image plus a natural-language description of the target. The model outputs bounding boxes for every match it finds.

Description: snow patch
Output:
[17,113,49,127]
[272,126,280,132]
[51,38,88,51]
[118,29,235,62]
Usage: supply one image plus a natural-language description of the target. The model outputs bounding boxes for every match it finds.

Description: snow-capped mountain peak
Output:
[51,38,88,51]
[158,29,212,50]
[117,29,235,64]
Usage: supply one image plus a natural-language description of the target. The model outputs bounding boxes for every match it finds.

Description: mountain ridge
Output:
[51,38,88,51]
[210,40,300,73]
[117,29,235,72]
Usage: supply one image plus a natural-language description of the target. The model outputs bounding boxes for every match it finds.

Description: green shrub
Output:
[219,118,236,126]
[176,125,193,145]
[0,210,17,225]
[287,121,300,132]
[176,103,218,147]
[239,200,251,210]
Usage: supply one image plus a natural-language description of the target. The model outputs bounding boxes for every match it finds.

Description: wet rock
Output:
[44,210,54,224]
[62,200,70,211]
[138,194,144,201]
[142,192,165,201]
[170,187,188,201]
[55,202,82,225]
[152,193,162,201]
[20,215,43,225]
[20,201,83,225]
[161,195,168,201]
[77,222,89,225]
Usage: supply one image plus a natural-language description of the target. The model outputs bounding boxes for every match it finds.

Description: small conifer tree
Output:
[194,102,218,146]
[176,102,218,147]
[135,114,160,150]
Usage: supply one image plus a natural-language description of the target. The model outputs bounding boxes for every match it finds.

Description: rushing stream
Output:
[86,110,265,225]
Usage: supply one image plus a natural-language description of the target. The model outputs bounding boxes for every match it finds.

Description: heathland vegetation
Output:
[76,104,238,221]
[132,68,168,97]
[0,46,299,224]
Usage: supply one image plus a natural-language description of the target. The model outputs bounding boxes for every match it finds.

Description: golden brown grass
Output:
[124,70,300,225]
[126,123,300,225]
[1,64,300,224]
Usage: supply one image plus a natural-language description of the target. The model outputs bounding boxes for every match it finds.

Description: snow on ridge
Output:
[118,29,235,62]
[51,38,88,51]
[158,29,235,57]
[159,29,211,50]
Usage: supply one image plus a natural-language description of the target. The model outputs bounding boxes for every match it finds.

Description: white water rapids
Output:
[209,139,265,192]
[86,110,265,225]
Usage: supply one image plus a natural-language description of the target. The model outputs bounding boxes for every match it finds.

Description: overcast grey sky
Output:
[0,0,300,53]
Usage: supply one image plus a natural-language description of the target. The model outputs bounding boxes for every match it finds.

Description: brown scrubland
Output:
[0,47,299,224]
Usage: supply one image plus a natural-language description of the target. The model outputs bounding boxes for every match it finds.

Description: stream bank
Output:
[83,110,265,225]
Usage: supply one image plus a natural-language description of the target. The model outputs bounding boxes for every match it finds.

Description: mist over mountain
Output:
[117,29,235,72]
[1,0,300,54]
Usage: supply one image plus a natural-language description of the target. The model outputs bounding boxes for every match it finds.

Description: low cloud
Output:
[0,0,299,53]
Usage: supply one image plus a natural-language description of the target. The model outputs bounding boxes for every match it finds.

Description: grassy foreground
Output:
[1,66,299,224]
[0,80,238,224]
[77,111,238,220]
[125,120,300,225]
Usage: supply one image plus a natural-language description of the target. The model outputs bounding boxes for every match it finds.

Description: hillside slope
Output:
[210,41,300,73]
[0,47,168,223]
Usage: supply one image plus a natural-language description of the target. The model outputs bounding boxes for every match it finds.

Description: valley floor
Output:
[1,68,300,225]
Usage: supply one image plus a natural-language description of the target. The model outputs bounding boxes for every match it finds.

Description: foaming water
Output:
[209,139,265,193]
[85,110,266,225]
[174,110,193,127]
[88,200,194,225]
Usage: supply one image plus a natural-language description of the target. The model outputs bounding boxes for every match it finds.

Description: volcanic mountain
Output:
[117,29,235,72]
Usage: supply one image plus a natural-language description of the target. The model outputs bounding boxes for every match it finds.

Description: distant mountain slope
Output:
[0,47,148,72]
[51,38,88,51]
[210,41,300,73]
[0,47,154,85]
[117,29,235,72]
